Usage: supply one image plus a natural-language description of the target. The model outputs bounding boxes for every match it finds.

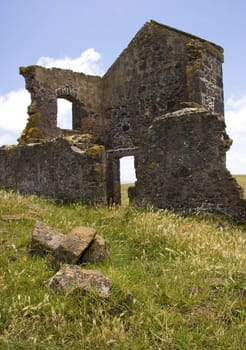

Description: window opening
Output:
[120,156,136,184]
[57,98,72,129]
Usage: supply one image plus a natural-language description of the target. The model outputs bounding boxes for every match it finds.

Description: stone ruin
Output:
[0,20,246,222]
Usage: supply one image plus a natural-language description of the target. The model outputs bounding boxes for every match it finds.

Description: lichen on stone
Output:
[18,107,43,144]
[93,164,104,173]
[86,145,104,158]
[147,161,157,170]
[19,66,29,74]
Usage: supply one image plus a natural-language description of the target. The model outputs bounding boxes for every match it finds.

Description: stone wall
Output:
[132,108,246,221]
[0,135,107,204]
[186,39,224,114]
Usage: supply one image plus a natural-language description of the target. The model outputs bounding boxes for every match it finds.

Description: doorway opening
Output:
[120,156,136,205]
[57,98,73,130]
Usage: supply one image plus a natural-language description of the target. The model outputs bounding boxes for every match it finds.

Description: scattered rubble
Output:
[28,221,112,297]
[49,264,112,297]
[29,221,109,264]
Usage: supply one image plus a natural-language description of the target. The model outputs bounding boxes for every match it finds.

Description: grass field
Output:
[0,177,245,349]
[235,175,246,198]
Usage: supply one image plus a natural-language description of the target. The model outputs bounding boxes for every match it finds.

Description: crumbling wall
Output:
[0,135,107,203]
[0,20,245,221]
[19,66,104,144]
[131,108,246,222]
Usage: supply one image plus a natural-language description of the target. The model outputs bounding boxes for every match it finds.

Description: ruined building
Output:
[1,20,246,221]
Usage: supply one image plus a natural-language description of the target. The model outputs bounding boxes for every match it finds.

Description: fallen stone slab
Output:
[49,264,112,297]
[28,221,64,255]
[52,226,97,265]
[81,235,110,263]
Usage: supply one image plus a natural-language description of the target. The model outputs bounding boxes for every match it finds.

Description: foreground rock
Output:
[28,221,110,264]
[49,264,112,297]
[52,226,96,264]
[81,235,110,263]
[29,221,64,255]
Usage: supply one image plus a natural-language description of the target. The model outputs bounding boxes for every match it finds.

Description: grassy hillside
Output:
[0,177,245,349]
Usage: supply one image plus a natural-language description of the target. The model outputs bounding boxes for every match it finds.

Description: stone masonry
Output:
[132,108,246,221]
[0,134,107,204]
[0,20,245,221]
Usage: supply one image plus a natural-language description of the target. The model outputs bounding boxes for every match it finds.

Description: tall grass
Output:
[0,177,245,349]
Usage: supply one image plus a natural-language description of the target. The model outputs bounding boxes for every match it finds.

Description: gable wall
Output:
[103,22,224,151]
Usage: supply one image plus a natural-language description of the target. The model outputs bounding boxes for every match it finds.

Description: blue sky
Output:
[0,0,246,180]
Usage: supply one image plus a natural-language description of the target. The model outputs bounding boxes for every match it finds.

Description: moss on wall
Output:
[19,66,29,75]
[86,145,105,158]
[147,161,157,170]
[93,164,105,173]
[18,110,43,144]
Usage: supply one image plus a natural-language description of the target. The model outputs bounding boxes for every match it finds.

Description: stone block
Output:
[49,264,112,297]
[28,221,64,255]
[81,235,110,263]
[51,226,97,265]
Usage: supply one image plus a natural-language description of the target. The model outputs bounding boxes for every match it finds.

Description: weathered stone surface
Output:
[81,235,110,263]
[52,226,97,264]
[28,222,111,263]
[0,136,107,204]
[49,264,112,297]
[132,108,246,222]
[29,221,64,255]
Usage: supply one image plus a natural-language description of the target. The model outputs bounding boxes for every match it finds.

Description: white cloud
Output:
[120,156,137,184]
[0,89,30,133]
[0,89,30,145]
[0,49,102,146]
[57,99,73,129]
[225,95,246,174]
[37,48,102,75]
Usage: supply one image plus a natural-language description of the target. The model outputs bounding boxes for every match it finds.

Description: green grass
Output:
[235,175,246,198]
[121,183,132,206]
[0,177,245,349]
